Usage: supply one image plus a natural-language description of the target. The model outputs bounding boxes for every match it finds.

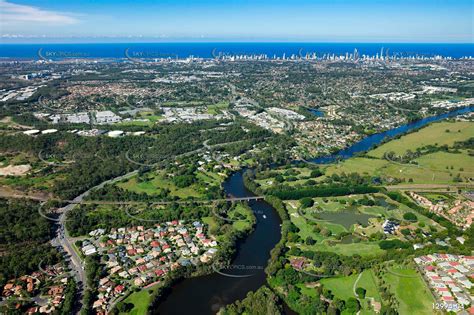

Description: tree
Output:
[173,175,195,188]
[222,285,282,315]
[275,174,284,183]
[403,212,417,222]
[333,297,345,311]
[401,229,411,236]
[355,287,366,299]
[321,228,332,237]
[379,239,409,250]
[299,197,314,208]
[345,297,360,314]
[305,236,316,245]
[117,302,134,313]
[310,169,323,178]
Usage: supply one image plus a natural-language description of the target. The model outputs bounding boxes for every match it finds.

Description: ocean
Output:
[0,42,473,59]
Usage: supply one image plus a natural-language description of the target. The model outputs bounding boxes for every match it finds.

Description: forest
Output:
[0,198,61,287]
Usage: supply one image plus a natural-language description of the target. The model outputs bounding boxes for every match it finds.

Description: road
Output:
[353,272,363,300]
[23,193,265,207]
[51,170,139,313]
[125,138,253,168]
[46,164,263,313]
[67,196,264,205]
[7,140,265,313]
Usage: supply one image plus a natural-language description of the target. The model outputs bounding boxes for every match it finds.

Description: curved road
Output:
[46,137,267,313]
[52,170,139,313]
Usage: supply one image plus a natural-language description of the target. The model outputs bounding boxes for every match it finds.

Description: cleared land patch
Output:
[0,164,31,176]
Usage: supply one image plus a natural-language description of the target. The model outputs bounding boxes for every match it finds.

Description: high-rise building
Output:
[353,48,359,61]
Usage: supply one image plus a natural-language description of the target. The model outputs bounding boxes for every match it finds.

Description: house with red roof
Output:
[114,285,125,294]
[290,258,306,270]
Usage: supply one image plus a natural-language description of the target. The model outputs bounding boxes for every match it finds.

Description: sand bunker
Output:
[0,164,32,176]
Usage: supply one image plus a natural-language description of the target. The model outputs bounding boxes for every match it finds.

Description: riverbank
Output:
[309,106,473,164]
[151,106,473,314]
[151,171,282,314]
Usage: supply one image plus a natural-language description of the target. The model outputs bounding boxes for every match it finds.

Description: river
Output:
[154,106,473,314]
[310,106,473,164]
[154,171,282,314]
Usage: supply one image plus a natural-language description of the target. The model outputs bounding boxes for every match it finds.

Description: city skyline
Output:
[1,0,473,43]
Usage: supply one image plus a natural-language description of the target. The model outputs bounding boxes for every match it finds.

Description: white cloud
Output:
[0,0,78,25]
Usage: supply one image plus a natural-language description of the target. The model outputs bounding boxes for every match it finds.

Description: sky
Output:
[0,0,473,43]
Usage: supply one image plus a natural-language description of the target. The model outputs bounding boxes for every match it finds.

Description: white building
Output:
[95,111,122,124]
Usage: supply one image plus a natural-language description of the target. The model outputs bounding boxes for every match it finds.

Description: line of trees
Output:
[269,185,380,200]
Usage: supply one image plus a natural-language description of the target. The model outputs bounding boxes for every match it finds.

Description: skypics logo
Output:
[37,48,90,62]
[211,48,279,60]
[297,46,439,61]
[38,96,61,112]
[212,261,263,278]
[124,48,178,63]
[125,148,162,167]
[211,201,264,224]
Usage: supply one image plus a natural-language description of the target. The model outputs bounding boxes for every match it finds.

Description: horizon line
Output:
[1,41,473,45]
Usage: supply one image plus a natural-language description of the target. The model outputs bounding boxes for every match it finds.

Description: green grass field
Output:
[230,203,254,231]
[383,267,435,315]
[323,158,390,178]
[286,198,385,257]
[368,121,474,158]
[207,101,229,114]
[300,241,384,257]
[320,269,381,314]
[139,111,163,122]
[202,216,218,235]
[415,151,474,174]
[357,195,442,233]
[321,121,474,185]
[0,171,59,190]
[203,203,254,234]
[195,170,223,186]
[323,152,474,185]
[285,203,324,242]
[320,273,360,300]
[120,285,159,315]
[115,111,163,127]
[117,171,203,198]
[296,283,318,298]
[285,191,442,257]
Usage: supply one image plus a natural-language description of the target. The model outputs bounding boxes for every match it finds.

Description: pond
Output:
[316,211,376,229]
[308,107,325,117]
